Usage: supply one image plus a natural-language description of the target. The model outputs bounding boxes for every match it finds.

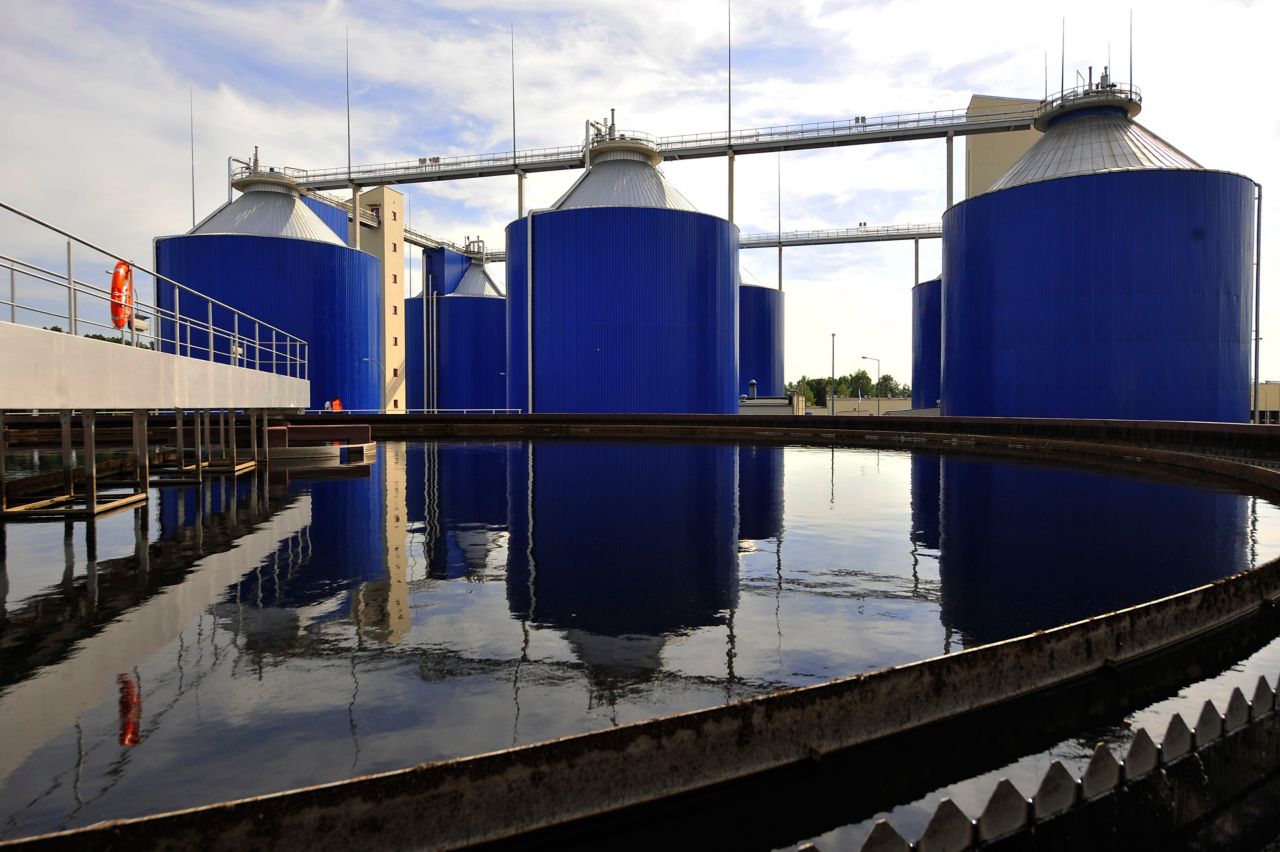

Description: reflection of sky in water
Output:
[0,442,1276,839]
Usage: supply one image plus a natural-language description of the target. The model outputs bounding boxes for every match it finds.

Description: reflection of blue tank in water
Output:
[506,442,739,637]
[226,462,387,609]
[938,457,1249,647]
[910,454,942,552]
[738,445,784,543]
[406,442,509,579]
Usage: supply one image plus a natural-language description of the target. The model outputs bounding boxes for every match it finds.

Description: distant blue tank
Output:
[911,277,941,410]
[739,282,784,398]
[405,247,506,412]
[155,172,382,411]
[942,85,1256,421]
[505,133,738,413]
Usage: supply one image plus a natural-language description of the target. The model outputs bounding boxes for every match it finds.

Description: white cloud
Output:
[1,0,1276,384]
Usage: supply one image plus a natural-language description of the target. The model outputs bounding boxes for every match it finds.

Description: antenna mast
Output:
[189,86,196,228]
[1129,9,1134,88]
[511,24,522,218]
[345,26,352,183]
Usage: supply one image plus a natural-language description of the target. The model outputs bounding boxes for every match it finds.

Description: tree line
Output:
[786,370,909,407]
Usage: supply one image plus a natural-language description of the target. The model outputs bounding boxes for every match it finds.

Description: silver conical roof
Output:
[989,107,1201,192]
[552,140,697,212]
[191,174,347,245]
[449,263,503,298]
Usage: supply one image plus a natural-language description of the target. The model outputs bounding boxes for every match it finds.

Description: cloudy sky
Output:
[1,0,1275,384]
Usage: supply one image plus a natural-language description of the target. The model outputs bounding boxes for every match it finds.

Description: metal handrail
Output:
[1037,82,1141,118]
[0,199,305,347]
[740,224,943,245]
[1,253,306,374]
[1,203,309,379]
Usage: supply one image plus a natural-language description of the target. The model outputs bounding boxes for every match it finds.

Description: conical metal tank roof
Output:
[190,171,347,246]
[449,262,503,298]
[552,137,698,212]
[987,84,1201,193]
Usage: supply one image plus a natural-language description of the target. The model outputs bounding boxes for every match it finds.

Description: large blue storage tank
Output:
[155,172,382,411]
[942,87,1256,421]
[505,135,738,413]
[406,254,507,411]
[911,277,941,409]
[739,282,784,397]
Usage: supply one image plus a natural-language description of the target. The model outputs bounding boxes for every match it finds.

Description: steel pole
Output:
[914,238,920,286]
[1255,182,1264,424]
[9,261,15,323]
[945,133,954,210]
[727,150,735,224]
[830,333,835,416]
[66,240,75,335]
[526,210,534,414]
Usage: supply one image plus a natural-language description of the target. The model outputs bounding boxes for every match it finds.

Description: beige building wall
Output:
[358,187,406,412]
[807,397,916,416]
[965,95,1042,199]
[1253,383,1280,424]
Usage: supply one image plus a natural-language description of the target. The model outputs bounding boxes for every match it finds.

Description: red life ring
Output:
[110,261,134,330]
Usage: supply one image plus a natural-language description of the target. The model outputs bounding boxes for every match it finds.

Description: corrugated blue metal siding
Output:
[938,456,1247,647]
[505,441,738,635]
[738,444,783,542]
[505,208,738,414]
[438,296,507,411]
[405,296,426,411]
[942,169,1255,421]
[155,234,382,411]
[300,196,350,242]
[425,247,470,295]
[403,295,506,411]
[739,285,784,397]
[911,278,941,409]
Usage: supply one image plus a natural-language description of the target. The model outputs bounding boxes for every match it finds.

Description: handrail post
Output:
[66,240,76,335]
[207,300,214,361]
[174,288,181,355]
[255,322,260,370]
[271,328,276,374]
[233,312,240,367]
[9,260,15,323]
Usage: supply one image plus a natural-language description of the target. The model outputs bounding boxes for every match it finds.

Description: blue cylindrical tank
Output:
[739,283,784,398]
[942,93,1256,421]
[911,278,941,410]
[156,174,382,412]
[409,255,509,411]
[505,138,738,413]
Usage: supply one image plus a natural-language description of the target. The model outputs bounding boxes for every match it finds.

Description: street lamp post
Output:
[862,356,880,416]
[830,333,836,416]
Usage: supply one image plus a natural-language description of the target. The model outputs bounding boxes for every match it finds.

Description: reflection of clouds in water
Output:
[2,441,1278,841]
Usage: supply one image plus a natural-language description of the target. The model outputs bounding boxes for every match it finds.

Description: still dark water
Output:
[0,440,1275,838]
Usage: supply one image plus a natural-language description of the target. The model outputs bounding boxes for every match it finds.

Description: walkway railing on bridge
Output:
[0,200,308,380]
[252,99,1041,191]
